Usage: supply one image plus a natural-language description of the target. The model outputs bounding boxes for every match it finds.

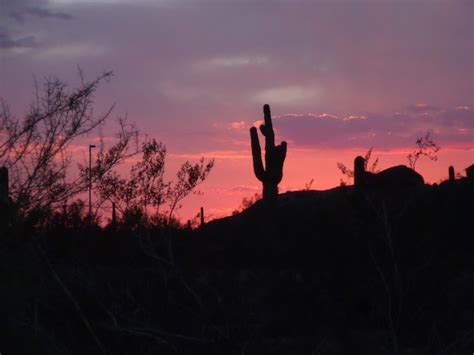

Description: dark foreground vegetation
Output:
[1,177,473,355]
[1,74,472,354]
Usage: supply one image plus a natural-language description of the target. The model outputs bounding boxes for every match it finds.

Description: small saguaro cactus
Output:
[449,166,455,182]
[466,164,474,180]
[0,166,9,204]
[250,104,287,202]
[111,202,117,226]
[200,207,205,227]
[354,156,365,186]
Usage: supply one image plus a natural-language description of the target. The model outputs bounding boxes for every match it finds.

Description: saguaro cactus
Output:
[250,104,287,202]
[200,207,205,227]
[466,164,474,180]
[354,156,365,186]
[449,166,455,182]
[111,202,117,227]
[0,166,8,204]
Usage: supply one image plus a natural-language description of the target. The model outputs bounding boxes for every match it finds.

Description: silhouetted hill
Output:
[1,179,473,354]
[191,180,472,267]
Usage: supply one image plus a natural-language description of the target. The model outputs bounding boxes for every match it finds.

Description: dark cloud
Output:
[1,0,49,19]
[0,30,36,48]
[11,8,73,22]
[0,0,70,51]
[1,0,49,10]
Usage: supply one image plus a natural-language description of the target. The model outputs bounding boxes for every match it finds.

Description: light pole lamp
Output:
[89,144,96,227]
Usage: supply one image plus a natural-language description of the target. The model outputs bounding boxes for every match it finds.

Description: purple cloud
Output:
[271,105,473,150]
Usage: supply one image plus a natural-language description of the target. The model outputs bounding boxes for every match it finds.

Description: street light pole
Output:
[89,144,96,227]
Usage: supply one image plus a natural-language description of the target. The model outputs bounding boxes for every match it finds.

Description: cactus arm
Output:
[279,141,287,161]
[262,104,275,148]
[277,141,287,182]
[250,127,266,181]
[267,141,286,184]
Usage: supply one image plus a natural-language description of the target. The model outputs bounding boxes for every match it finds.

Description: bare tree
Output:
[0,69,138,221]
[166,158,214,223]
[95,139,214,227]
[407,132,440,170]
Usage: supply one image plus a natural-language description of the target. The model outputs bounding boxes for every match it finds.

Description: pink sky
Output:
[1,0,473,222]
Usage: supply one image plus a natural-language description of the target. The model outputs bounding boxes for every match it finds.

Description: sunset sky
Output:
[1,0,473,221]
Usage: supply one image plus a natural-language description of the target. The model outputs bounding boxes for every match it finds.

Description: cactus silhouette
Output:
[0,167,10,229]
[449,166,455,182]
[111,202,117,227]
[466,164,474,180]
[0,166,8,204]
[250,104,287,202]
[354,156,365,186]
[200,206,205,227]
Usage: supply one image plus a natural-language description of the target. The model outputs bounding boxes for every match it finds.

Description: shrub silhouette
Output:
[407,131,440,170]
[96,139,214,228]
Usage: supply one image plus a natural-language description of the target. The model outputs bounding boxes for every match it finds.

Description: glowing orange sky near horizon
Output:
[172,145,474,222]
[70,128,472,224]
[1,1,472,223]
